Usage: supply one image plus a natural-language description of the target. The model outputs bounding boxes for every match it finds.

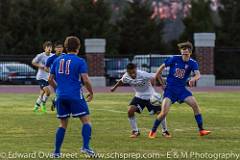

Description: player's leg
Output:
[149,97,172,138]
[41,84,51,113]
[146,101,171,138]
[160,117,171,138]
[54,118,68,157]
[71,98,95,156]
[184,96,211,136]
[51,96,57,111]
[54,98,70,157]
[128,105,140,138]
[128,97,146,138]
[79,115,92,149]
[34,80,45,112]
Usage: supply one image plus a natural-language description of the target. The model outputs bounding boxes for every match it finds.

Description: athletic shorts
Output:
[163,85,192,104]
[129,97,161,114]
[37,79,49,89]
[56,98,89,119]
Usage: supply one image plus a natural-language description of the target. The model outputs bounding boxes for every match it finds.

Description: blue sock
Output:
[54,127,66,154]
[152,119,162,132]
[82,123,92,149]
[195,114,203,131]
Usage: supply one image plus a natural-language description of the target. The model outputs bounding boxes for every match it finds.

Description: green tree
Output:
[0,0,64,55]
[0,0,12,54]
[117,0,166,55]
[216,0,240,47]
[67,0,118,54]
[180,0,215,43]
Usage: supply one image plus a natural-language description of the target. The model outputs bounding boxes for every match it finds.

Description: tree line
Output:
[0,0,239,56]
[0,0,239,79]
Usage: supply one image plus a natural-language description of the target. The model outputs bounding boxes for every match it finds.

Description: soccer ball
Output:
[150,93,162,106]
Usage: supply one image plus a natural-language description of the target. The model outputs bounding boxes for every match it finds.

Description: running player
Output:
[45,41,65,111]
[48,36,95,157]
[111,63,171,138]
[149,41,211,138]
[32,41,53,113]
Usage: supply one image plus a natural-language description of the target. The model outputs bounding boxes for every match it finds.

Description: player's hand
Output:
[189,78,196,87]
[86,93,93,102]
[44,67,49,72]
[110,87,116,92]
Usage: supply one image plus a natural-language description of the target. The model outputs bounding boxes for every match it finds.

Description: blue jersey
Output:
[46,53,65,68]
[50,54,88,99]
[164,55,199,87]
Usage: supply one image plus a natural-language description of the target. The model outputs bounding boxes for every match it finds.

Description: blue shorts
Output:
[56,98,89,119]
[163,86,192,104]
[37,79,49,89]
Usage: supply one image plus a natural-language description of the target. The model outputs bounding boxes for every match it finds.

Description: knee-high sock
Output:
[160,117,168,132]
[36,96,42,106]
[128,116,138,132]
[54,127,66,154]
[42,95,49,103]
[82,123,92,149]
[152,117,164,132]
[195,114,203,130]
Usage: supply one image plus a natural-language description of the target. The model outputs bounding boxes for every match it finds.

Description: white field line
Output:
[92,108,126,114]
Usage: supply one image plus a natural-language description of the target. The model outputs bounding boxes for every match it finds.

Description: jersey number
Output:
[58,59,71,75]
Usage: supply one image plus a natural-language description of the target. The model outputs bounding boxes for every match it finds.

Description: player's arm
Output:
[189,70,201,87]
[81,73,94,102]
[32,55,45,70]
[155,64,166,86]
[48,74,57,89]
[110,80,124,92]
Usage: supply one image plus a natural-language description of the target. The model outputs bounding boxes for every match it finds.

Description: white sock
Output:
[42,95,49,103]
[128,116,139,132]
[36,96,42,106]
[161,117,168,132]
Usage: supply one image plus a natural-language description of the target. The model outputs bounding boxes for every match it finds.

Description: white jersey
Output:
[121,70,155,100]
[32,52,53,81]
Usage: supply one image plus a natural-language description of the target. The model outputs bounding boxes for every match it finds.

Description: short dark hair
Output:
[177,41,193,51]
[54,41,63,48]
[42,41,53,49]
[64,36,81,52]
[127,63,137,70]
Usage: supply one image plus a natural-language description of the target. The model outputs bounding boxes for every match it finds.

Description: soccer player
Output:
[111,63,171,138]
[149,41,211,138]
[48,36,95,157]
[45,41,65,111]
[32,41,53,113]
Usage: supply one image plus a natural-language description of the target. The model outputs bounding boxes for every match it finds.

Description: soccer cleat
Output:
[51,99,56,111]
[162,131,172,138]
[81,148,96,158]
[199,129,211,136]
[130,130,140,138]
[53,153,61,158]
[41,103,47,113]
[33,104,40,112]
[148,131,157,139]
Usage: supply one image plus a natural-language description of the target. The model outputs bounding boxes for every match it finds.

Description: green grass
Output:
[0,92,240,160]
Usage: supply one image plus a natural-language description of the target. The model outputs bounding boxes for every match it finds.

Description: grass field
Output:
[0,92,240,160]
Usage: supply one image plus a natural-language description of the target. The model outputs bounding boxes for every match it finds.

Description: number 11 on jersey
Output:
[58,59,71,75]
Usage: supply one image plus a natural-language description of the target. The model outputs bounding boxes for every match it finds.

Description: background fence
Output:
[0,50,240,86]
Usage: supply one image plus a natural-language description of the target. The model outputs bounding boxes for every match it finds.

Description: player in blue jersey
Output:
[45,41,65,111]
[149,41,211,138]
[48,36,95,157]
